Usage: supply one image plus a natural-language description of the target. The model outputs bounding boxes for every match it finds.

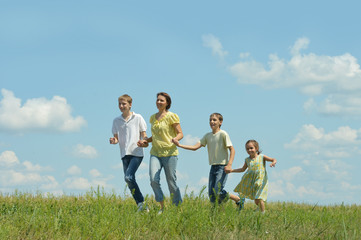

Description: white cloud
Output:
[0,150,20,167]
[198,177,208,186]
[203,36,361,117]
[23,161,52,172]
[40,176,59,190]
[64,177,91,190]
[67,165,82,175]
[89,169,101,178]
[285,124,360,151]
[229,38,361,92]
[273,124,361,204]
[73,144,98,159]
[182,134,200,145]
[202,34,228,59]
[0,89,86,133]
[63,175,113,190]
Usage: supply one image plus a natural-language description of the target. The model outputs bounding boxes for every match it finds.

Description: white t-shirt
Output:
[199,129,233,165]
[112,112,147,158]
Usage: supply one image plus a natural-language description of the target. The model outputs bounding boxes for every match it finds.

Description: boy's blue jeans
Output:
[122,155,144,204]
[149,155,182,205]
[208,165,228,203]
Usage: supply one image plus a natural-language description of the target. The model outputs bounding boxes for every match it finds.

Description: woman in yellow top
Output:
[138,92,183,213]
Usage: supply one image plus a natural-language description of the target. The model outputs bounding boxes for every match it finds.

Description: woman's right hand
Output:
[172,138,180,147]
[109,137,118,144]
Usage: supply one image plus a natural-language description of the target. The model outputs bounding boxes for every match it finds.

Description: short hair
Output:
[157,92,172,110]
[209,113,223,127]
[245,140,262,154]
[118,94,132,104]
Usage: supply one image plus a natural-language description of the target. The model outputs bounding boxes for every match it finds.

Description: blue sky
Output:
[1,0,361,205]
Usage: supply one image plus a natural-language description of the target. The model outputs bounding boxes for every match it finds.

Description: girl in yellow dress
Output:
[231,140,277,213]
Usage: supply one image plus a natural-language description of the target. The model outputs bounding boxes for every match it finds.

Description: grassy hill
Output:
[0,189,360,239]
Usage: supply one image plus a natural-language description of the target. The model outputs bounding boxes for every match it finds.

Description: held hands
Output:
[224,165,232,174]
[172,138,180,147]
[137,139,149,148]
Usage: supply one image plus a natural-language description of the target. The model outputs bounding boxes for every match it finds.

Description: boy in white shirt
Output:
[110,94,148,211]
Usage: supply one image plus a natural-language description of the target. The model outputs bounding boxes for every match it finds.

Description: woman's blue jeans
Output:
[122,155,144,204]
[208,165,228,203]
[149,155,182,205]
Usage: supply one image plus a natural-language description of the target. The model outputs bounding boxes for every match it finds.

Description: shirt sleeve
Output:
[168,112,180,125]
[199,133,207,147]
[139,115,147,132]
[223,131,233,147]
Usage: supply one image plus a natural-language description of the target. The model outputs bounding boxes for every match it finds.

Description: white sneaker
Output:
[157,209,163,215]
[137,202,149,212]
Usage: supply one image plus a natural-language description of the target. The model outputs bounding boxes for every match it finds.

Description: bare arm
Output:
[264,155,277,167]
[109,134,119,144]
[172,139,202,151]
[231,161,248,173]
[224,146,235,173]
[172,123,183,142]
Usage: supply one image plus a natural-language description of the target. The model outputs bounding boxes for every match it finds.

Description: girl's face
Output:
[119,100,131,113]
[209,116,222,131]
[156,95,167,111]
[246,142,258,158]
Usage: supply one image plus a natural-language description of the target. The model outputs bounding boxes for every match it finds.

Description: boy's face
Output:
[209,116,222,131]
[118,100,131,113]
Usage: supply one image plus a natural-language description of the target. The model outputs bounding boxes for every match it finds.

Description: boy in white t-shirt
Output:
[110,94,148,211]
[173,113,242,205]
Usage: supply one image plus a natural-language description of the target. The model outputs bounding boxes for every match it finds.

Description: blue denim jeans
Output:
[149,155,182,205]
[208,165,228,203]
[122,155,144,204]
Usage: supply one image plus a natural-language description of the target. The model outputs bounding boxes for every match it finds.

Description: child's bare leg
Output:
[229,194,240,203]
[255,199,265,212]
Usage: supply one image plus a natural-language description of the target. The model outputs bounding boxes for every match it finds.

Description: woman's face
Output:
[156,95,167,111]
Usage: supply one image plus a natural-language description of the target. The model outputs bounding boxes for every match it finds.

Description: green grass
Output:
[0,188,360,239]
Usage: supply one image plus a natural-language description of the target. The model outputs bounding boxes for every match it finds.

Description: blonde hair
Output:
[118,94,132,105]
[245,139,262,154]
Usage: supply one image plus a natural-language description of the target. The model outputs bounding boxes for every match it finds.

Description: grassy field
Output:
[0,189,360,239]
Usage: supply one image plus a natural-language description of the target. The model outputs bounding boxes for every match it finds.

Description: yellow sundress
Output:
[234,154,268,201]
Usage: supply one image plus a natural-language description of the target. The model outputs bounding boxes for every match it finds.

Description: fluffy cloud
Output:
[285,124,360,151]
[272,125,361,204]
[73,144,98,159]
[205,36,361,116]
[0,89,86,133]
[229,37,361,93]
[182,134,200,145]
[63,177,91,190]
[0,151,58,188]
[89,169,101,178]
[67,165,82,175]
[202,34,228,59]
[0,150,20,167]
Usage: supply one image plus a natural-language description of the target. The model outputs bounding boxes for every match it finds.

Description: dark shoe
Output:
[236,198,245,211]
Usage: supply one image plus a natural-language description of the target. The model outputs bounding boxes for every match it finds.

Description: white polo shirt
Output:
[112,112,147,158]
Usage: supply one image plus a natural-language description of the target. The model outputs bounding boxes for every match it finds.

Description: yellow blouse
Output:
[150,112,180,157]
